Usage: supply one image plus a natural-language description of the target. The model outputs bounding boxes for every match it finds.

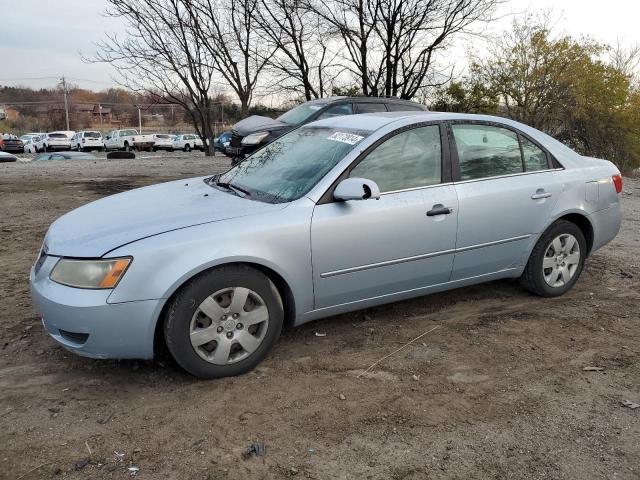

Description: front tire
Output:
[164,265,284,379]
[520,220,586,297]
[184,144,191,152]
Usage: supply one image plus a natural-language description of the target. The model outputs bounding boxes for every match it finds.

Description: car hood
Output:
[44,176,287,257]
[232,115,291,136]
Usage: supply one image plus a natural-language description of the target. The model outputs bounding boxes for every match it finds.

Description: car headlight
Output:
[241,131,269,145]
[50,257,132,289]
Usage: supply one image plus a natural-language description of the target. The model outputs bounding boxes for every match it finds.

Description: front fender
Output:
[105,199,315,318]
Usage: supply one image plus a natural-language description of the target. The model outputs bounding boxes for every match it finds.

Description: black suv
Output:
[226,96,427,162]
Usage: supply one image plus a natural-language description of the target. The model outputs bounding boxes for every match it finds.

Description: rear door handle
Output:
[426,204,453,216]
[531,189,552,200]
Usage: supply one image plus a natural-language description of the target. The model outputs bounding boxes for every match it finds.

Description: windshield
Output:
[277,102,327,125]
[215,126,369,203]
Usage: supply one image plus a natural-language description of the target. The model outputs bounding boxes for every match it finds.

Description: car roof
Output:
[308,111,447,131]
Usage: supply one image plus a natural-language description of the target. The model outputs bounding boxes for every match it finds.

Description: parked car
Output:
[20,132,45,145]
[71,131,104,152]
[213,131,232,154]
[226,96,427,163]
[0,151,18,162]
[173,133,204,152]
[30,112,622,379]
[0,133,24,153]
[39,131,74,151]
[104,129,155,151]
[35,152,98,161]
[151,134,174,151]
[22,135,41,153]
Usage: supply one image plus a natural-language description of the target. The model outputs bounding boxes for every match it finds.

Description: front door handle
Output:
[531,189,552,200]
[426,204,453,216]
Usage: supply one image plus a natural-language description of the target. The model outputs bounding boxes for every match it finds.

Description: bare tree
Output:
[310,0,502,99]
[610,40,640,82]
[189,0,271,115]
[92,0,219,154]
[252,0,335,100]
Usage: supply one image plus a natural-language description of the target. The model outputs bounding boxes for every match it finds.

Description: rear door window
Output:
[451,124,523,180]
[521,137,549,172]
[354,103,388,114]
[317,103,353,120]
[386,103,424,112]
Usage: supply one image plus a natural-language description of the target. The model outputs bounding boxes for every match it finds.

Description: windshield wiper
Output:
[214,178,251,198]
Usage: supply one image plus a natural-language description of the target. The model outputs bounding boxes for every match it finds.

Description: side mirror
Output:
[334,177,381,201]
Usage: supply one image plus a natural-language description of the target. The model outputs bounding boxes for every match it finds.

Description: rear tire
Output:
[184,144,192,152]
[520,220,587,297]
[164,265,283,379]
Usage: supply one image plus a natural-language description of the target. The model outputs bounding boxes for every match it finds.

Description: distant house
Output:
[0,106,19,121]
[73,103,112,122]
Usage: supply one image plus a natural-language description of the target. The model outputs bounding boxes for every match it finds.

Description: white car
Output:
[22,134,44,153]
[152,134,174,151]
[39,131,74,152]
[104,129,156,151]
[71,131,104,152]
[172,134,204,152]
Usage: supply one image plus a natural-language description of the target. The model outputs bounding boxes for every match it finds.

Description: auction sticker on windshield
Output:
[327,132,365,145]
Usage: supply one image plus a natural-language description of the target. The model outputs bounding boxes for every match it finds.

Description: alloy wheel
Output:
[189,287,269,365]
[542,233,580,288]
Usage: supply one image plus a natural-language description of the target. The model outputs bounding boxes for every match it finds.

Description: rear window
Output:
[49,133,68,139]
[84,131,101,138]
[155,134,170,139]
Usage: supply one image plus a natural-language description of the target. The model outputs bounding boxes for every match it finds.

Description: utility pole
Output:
[61,76,70,131]
[137,106,142,133]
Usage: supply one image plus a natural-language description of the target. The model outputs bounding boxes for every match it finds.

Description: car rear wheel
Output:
[520,220,586,297]
[184,144,192,152]
[164,265,283,379]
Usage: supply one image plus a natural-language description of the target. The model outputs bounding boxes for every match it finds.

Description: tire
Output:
[184,144,191,152]
[106,151,136,160]
[164,265,283,379]
[124,142,131,152]
[520,220,587,297]
[78,146,84,152]
[168,148,174,152]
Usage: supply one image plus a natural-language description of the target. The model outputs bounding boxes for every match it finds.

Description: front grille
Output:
[59,330,89,345]
[230,132,243,147]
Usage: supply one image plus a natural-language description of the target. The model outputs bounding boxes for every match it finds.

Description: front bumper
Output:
[30,256,164,359]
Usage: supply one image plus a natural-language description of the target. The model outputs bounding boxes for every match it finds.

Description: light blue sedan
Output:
[30,112,623,378]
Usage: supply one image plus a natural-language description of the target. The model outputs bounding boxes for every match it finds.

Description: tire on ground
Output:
[164,265,284,379]
[106,151,136,160]
[520,219,587,297]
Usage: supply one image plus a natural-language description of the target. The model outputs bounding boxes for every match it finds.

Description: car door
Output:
[311,123,458,309]
[449,121,563,280]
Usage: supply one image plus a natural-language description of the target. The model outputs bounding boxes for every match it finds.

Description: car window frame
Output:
[317,121,451,205]
[446,120,562,183]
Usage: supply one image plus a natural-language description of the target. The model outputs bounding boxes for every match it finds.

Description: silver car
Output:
[30,112,623,378]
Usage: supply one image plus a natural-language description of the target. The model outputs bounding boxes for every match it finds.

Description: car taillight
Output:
[612,174,623,194]
[82,138,85,143]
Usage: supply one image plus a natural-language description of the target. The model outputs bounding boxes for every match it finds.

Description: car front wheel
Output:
[164,265,284,379]
[520,220,587,297]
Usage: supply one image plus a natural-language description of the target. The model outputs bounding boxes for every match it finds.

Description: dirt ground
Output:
[1,153,638,480]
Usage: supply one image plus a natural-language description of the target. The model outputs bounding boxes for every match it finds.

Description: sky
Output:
[0,0,639,95]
